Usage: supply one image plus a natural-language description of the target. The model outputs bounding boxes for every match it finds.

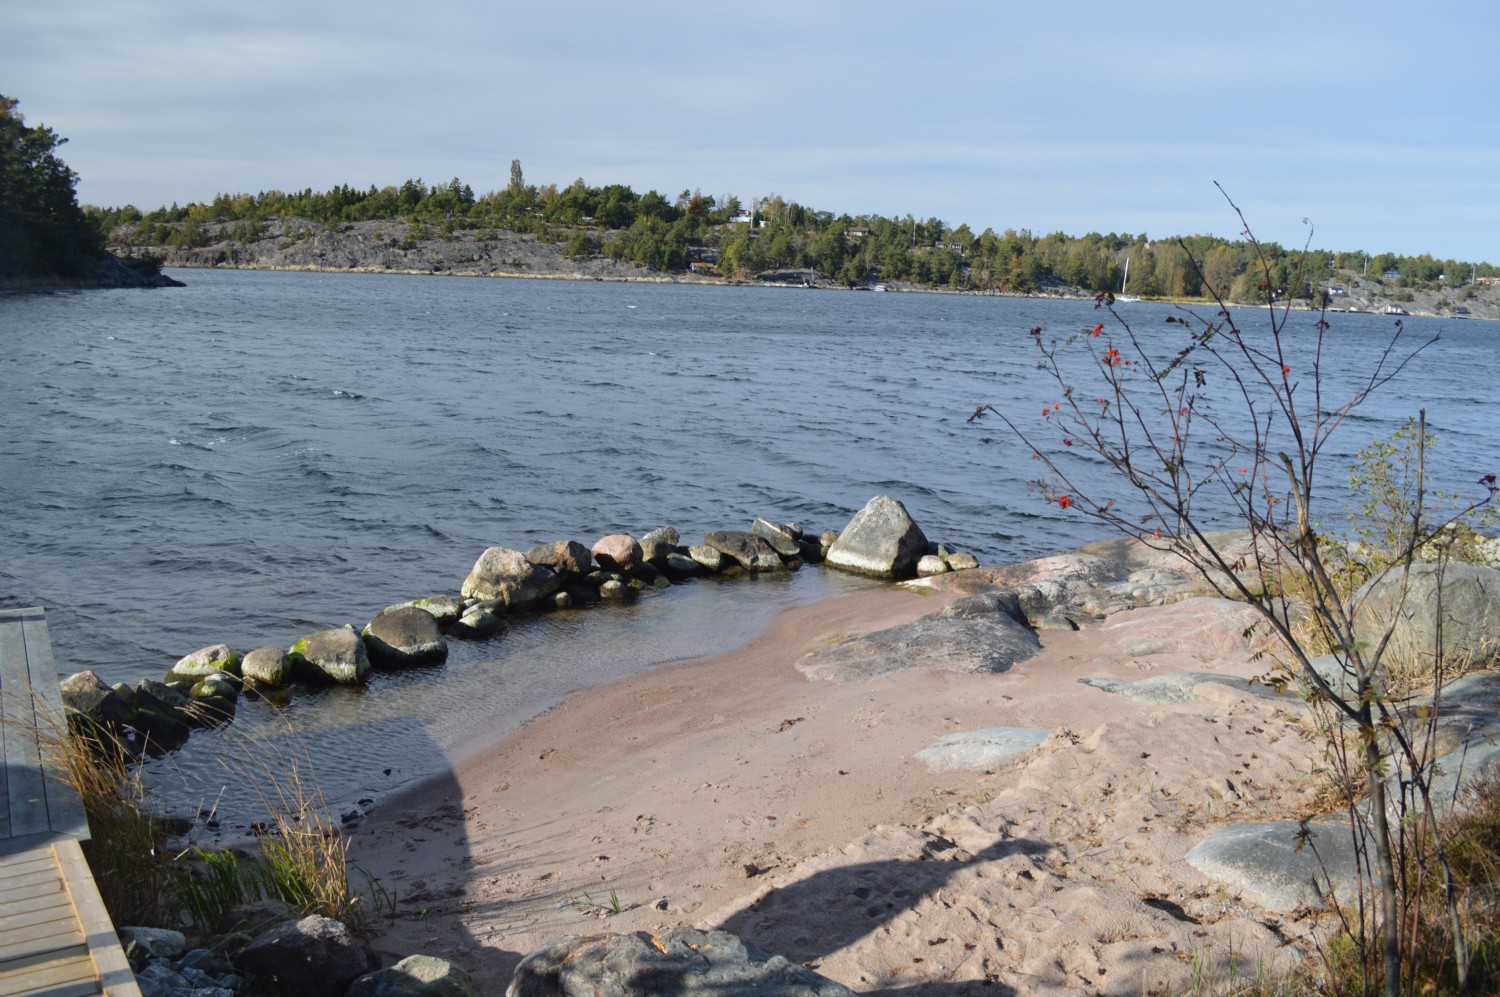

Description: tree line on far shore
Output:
[92,163,1498,301]
[4,95,1491,302]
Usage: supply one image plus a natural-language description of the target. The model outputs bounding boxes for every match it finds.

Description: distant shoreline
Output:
[100,212,1500,321]
[143,260,1500,322]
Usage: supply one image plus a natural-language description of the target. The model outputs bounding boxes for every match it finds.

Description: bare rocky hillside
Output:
[115,217,668,282]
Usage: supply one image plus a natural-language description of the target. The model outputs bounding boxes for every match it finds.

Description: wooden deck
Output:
[1,607,142,997]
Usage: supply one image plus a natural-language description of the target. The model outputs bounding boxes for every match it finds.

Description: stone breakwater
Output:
[59,496,979,752]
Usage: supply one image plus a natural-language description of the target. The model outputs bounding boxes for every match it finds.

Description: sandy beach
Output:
[350,557,1331,996]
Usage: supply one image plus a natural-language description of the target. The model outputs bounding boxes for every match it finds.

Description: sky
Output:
[7,1,1499,263]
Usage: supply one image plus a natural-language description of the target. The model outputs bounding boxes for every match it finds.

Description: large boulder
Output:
[703,531,784,572]
[506,928,855,997]
[1353,561,1500,672]
[349,955,477,997]
[363,606,448,667]
[233,915,370,997]
[167,643,242,683]
[60,670,133,728]
[526,540,595,579]
[463,546,561,610]
[241,645,293,686]
[825,495,928,579]
[288,625,370,685]
[591,534,644,574]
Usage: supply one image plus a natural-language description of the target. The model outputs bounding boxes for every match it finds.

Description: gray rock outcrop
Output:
[1353,561,1500,671]
[506,927,855,997]
[1185,819,1358,912]
[915,726,1051,772]
[825,495,928,579]
[798,611,1040,682]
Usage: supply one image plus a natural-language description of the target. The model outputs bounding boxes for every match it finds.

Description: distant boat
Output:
[1117,257,1141,302]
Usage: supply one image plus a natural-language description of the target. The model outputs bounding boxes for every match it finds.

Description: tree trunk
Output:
[1363,723,1401,997]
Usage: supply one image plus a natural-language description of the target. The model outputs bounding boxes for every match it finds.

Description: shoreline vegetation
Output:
[106,211,1500,322]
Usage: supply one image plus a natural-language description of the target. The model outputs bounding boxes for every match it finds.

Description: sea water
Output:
[2,271,1493,819]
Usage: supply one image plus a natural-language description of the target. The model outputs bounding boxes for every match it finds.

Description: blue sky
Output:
[8,1,1498,262]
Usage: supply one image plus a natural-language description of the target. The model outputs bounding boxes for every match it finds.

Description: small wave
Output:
[331,389,366,400]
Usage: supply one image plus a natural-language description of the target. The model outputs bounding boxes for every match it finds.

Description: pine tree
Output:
[0,95,105,280]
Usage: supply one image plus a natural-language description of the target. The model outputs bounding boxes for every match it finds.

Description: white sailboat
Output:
[1118,257,1141,302]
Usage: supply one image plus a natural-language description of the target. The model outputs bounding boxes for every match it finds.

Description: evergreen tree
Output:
[0,95,105,280]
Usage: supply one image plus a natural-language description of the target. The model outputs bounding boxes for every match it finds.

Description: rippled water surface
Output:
[2,271,1494,817]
